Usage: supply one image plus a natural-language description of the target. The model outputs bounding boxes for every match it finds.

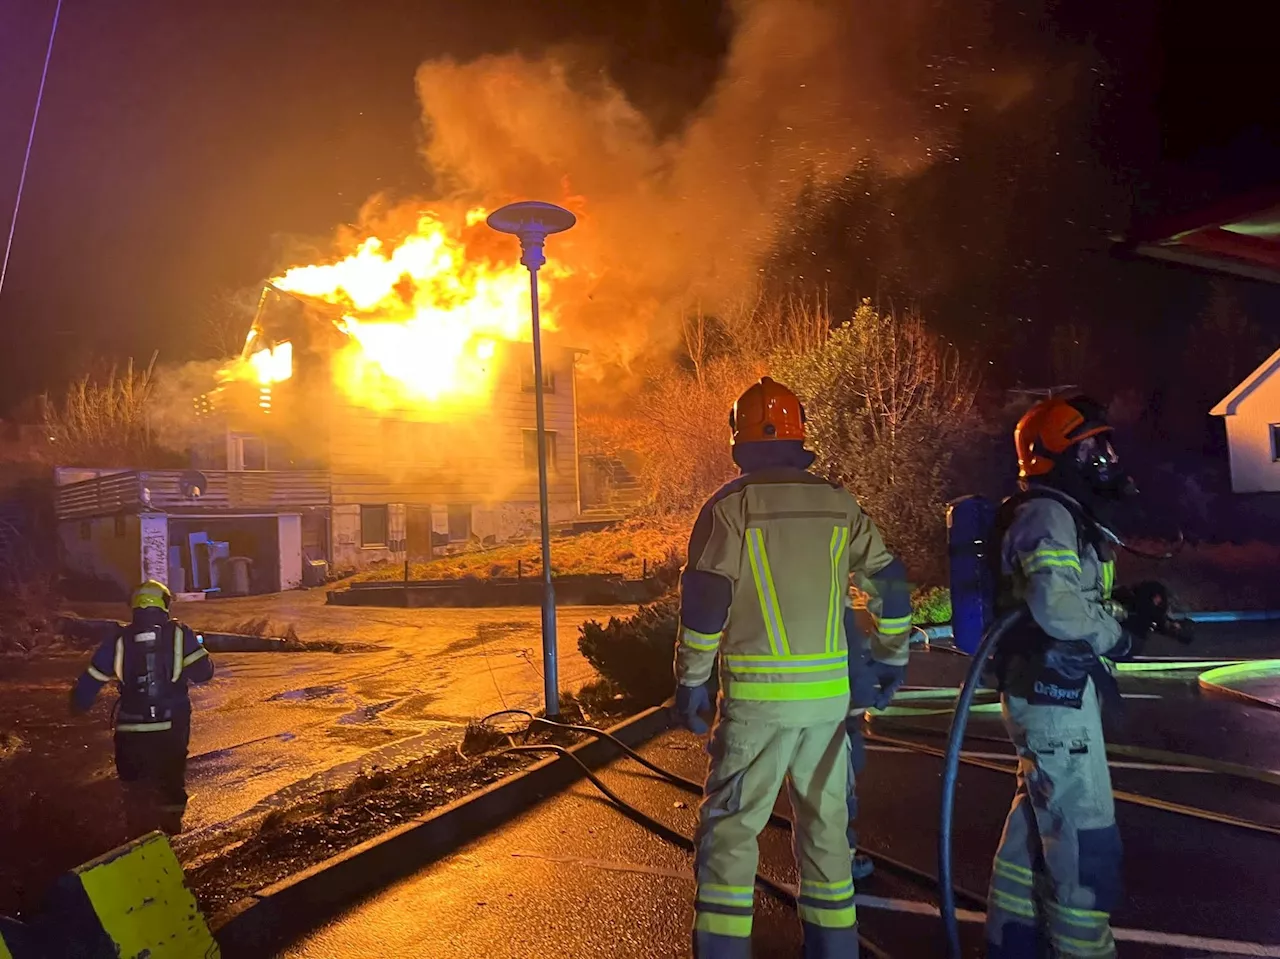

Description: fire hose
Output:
[481,635,1280,959]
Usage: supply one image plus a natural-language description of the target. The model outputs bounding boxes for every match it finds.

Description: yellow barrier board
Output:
[71,832,219,959]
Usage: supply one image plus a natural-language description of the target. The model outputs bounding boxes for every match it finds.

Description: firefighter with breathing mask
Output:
[674,376,911,959]
[71,580,214,836]
[986,395,1172,959]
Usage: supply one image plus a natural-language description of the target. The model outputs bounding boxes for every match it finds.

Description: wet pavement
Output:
[0,590,632,909]
[282,630,1280,958]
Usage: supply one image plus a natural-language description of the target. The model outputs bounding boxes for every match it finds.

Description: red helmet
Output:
[1015,395,1111,479]
[730,376,806,445]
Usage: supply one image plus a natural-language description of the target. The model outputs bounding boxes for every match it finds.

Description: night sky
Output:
[0,0,1276,413]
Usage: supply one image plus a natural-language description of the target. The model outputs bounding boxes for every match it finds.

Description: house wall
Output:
[58,513,141,596]
[327,342,581,562]
[1223,370,1280,493]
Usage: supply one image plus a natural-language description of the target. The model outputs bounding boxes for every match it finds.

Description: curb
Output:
[212,704,674,957]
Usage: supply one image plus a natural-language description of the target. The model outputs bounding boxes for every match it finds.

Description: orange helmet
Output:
[730,376,806,445]
[1015,395,1112,479]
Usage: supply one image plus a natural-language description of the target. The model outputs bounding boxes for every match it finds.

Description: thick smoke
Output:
[409,0,1003,376]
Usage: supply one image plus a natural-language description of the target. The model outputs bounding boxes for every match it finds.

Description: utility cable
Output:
[0,0,64,301]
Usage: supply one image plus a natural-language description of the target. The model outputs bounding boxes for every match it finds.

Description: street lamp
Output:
[487,200,576,717]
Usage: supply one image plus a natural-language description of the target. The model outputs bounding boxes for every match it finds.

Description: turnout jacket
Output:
[676,465,902,725]
[998,486,1124,706]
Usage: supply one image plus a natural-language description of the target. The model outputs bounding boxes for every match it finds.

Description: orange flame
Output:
[271,208,566,411]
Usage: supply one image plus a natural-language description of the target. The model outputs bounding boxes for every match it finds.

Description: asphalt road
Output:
[0,590,632,908]
[282,632,1280,959]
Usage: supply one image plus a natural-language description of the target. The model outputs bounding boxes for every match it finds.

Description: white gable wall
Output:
[1220,364,1280,492]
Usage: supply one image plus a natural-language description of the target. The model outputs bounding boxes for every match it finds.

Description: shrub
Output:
[578,593,680,706]
[911,586,952,625]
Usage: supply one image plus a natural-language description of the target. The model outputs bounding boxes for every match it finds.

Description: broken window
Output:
[360,505,388,548]
[522,429,558,472]
[230,433,268,471]
[520,346,556,394]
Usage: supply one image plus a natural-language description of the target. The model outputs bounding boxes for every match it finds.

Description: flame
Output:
[248,340,293,385]
[271,208,566,410]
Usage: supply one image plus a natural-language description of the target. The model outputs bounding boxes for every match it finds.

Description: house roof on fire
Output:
[1116,185,1280,285]
[1211,343,1280,417]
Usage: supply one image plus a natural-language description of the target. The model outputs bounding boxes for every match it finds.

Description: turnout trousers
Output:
[986,680,1121,959]
[693,717,857,959]
[114,717,191,837]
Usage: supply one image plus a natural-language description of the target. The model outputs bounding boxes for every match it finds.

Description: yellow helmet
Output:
[130,579,172,612]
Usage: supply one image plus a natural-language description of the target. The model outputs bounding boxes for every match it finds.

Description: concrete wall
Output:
[330,500,578,570]
[1222,369,1280,493]
[59,514,141,596]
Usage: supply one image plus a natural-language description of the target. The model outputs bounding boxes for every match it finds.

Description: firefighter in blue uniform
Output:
[71,580,214,836]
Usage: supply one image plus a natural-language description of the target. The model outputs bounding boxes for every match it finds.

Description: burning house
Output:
[55,210,585,596]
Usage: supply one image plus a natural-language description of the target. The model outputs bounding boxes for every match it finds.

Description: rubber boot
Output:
[802,922,860,959]
[694,931,753,959]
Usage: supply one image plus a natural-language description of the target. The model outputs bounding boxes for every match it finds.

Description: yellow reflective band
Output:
[875,615,913,636]
[745,528,790,656]
[1050,930,1116,958]
[1024,548,1082,574]
[826,524,849,653]
[697,889,755,907]
[87,665,113,683]
[1101,560,1115,599]
[182,647,209,667]
[113,638,124,681]
[694,912,753,938]
[797,903,856,928]
[116,721,173,733]
[172,628,184,682]
[725,678,850,701]
[799,882,855,901]
[993,859,1034,884]
[727,661,847,674]
[990,889,1037,919]
[681,626,721,652]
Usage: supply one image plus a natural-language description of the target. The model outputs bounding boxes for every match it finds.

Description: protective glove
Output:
[867,660,907,710]
[1112,581,1170,636]
[674,683,712,734]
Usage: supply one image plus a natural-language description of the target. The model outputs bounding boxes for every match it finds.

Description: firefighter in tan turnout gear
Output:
[986,395,1171,959]
[673,376,911,959]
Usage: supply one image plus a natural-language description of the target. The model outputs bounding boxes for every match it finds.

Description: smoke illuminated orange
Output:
[271,208,566,410]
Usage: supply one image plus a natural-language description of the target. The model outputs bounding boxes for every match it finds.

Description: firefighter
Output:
[986,396,1162,959]
[71,580,214,836]
[674,376,910,959]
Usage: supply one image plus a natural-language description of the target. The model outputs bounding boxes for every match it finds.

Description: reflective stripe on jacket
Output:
[676,466,894,725]
[1002,490,1122,657]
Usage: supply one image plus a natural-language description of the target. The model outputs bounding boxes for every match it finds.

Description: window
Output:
[230,433,268,471]
[360,505,389,548]
[522,429,558,472]
[1272,424,1280,462]
[447,504,472,543]
[520,346,556,394]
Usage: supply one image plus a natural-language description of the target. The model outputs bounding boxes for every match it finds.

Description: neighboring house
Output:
[54,286,583,596]
[1211,345,1280,493]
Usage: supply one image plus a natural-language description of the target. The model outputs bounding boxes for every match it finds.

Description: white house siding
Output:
[1215,350,1280,493]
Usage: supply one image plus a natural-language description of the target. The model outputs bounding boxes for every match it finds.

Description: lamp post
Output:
[487,201,576,716]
